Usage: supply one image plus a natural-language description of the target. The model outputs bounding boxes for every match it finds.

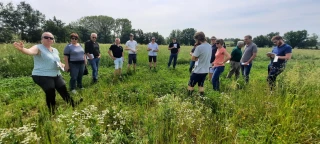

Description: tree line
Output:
[0,1,319,49]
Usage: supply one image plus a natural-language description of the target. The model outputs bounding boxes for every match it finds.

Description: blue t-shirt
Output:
[271,44,292,67]
[64,44,85,62]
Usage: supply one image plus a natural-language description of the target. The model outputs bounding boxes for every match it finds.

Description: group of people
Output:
[187,33,292,96]
[12,31,292,113]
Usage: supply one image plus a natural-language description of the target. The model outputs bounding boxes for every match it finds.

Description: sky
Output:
[2,0,320,39]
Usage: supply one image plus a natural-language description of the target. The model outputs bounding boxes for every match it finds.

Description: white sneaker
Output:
[71,90,77,94]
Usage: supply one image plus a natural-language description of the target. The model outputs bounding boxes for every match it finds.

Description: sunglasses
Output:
[216,43,220,45]
[152,39,155,40]
[43,36,54,40]
[71,37,78,40]
[92,37,97,39]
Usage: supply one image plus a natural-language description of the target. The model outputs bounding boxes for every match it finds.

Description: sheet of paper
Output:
[226,60,230,63]
[173,44,177,48]
[195,61,199,66]
[273,56,278,62]
[56,61,64,71]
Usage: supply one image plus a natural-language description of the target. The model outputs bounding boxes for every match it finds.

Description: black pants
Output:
[32,75,75,113]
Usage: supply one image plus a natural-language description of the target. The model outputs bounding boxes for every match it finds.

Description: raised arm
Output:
[13,41,39,56]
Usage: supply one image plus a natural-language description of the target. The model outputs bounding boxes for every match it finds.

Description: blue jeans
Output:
[168,53,178,68]
[189,61,195,73]
[212,66,225,91]
[240,63,252,83]
[69,63,85,90]
[89,58,100,81]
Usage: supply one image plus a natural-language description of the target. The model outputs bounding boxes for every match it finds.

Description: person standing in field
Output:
[209,36,226,81]
[64,33,87,94]
[85,33,101,83]
[267,36,292,90]
[108,38,124,79]
[12,32,82,114]
[125,33,138,71]
[147,37,159,70]
[212,39,231,91]
[226,41,244,79]
[187,32,211,97]
[240,35,258,83]
[167,38,180,69]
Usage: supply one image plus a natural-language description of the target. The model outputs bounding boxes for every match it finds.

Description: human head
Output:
[70,33,79,44]
[244,35,252,45]
[237,41,245,48]
[215,39,224,48]
[172,37,176,43]
[194,31,206,43]
[271,35,284,47]
[151,37,155,43]
[115,38,120,45]
[91,33,97,42]
[41,32,55,46]
[210,36,217,45]
[129,33,134,40]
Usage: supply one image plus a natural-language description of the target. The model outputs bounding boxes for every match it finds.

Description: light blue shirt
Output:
[148,42,158,56]
[32,44,61,76]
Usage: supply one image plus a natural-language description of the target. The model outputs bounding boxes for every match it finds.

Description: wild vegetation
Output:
[0,43,319,143]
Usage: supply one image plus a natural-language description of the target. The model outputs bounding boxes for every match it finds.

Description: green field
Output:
[0,43,320,143]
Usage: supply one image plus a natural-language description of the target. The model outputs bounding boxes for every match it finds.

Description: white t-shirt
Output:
[125,40,138,54]
[148,42,158,56]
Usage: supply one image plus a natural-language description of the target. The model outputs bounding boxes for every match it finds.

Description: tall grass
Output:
[0,43,319,143]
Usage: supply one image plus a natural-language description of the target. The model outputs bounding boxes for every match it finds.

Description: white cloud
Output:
[2,0,320,39]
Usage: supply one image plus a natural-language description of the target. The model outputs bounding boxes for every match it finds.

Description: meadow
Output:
[0,43,320,143]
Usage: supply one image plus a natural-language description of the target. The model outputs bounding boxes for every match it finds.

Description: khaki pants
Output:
[227,61,241,79]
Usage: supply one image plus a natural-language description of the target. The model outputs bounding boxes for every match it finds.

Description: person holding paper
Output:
[108,38,124,79]
[227,41,244,79]
[64,33,87,94]
[147,37,159,70]
[167,38,180,69]
[12,32,81,114]
[240,35,258,83]
[267,36,292,90]
[125,33,138,71]
[212,39,231,91]
[85,33,101,83]
[188,32,211,97]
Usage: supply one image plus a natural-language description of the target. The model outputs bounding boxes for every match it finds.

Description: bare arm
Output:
[191,56,198,61]
[64,56,69,71]
[247,53,257,63]
[223,51,231,63]
[108,50,115,60]
[278,53,292,60]
[13,42,39,56]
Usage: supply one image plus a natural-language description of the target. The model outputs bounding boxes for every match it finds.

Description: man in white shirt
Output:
[125,33,138,71]
[147,37,159,70]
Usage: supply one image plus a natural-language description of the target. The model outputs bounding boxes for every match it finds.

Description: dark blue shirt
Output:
[271,44,292,67]
[210,44,217,63]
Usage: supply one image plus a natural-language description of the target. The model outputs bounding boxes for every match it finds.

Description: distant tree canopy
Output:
[0,1,318,48]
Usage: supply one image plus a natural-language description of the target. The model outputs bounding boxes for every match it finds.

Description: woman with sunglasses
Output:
[64,33,87,94]
[13,32,82,114]
[212,39,231,91]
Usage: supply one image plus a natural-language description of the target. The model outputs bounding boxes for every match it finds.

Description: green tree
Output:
[169,29,182,43]
[180,28,196,45]
[114,18,132,43]
[43,16,68,43]
[283,30,308,49]
[253,35,269,47]
[76,15,115,43]
[233,38,241,47]
[266,32,280,47]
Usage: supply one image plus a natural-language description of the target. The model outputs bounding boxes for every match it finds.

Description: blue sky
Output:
[3,0,320,39]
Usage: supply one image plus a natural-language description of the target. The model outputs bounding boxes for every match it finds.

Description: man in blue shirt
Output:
[267,36,292,90]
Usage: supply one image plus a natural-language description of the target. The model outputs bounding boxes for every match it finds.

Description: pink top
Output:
[213,48,226,67]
